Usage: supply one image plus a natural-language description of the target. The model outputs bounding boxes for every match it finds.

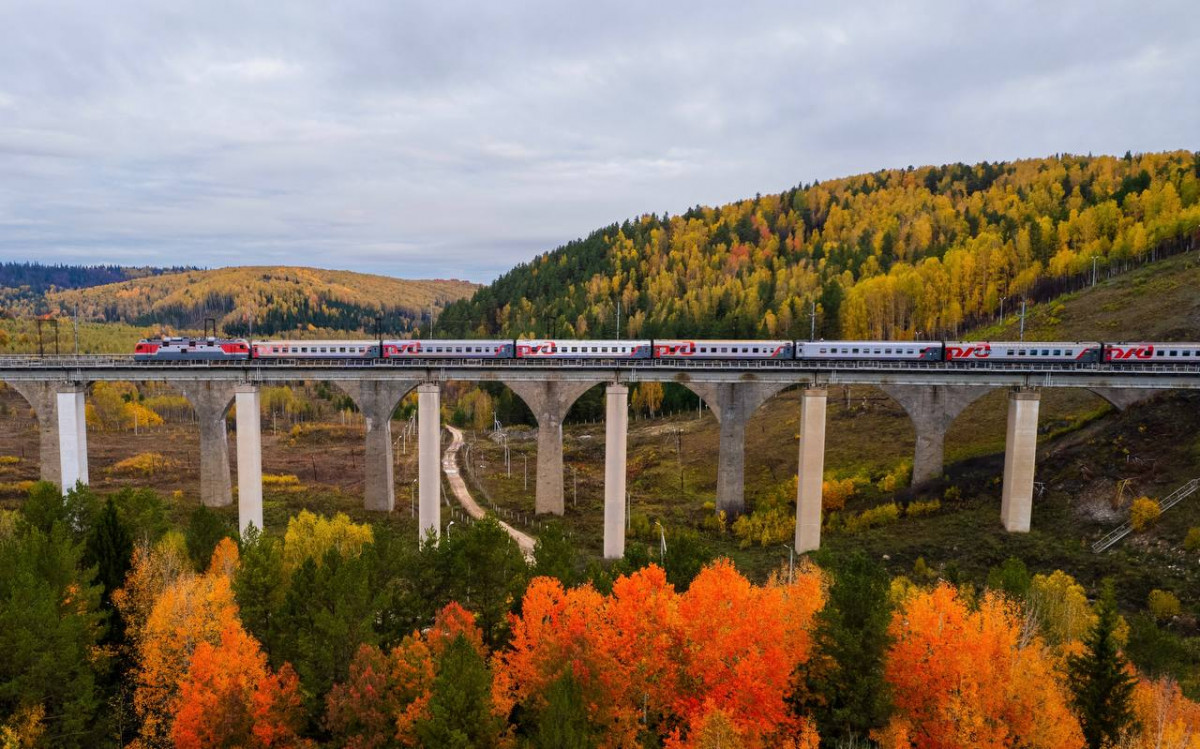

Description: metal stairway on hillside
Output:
[1092,477,1200,553]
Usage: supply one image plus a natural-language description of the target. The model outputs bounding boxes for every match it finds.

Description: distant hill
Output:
[0,262,198,315]
[42,266,478,337]
[438,150,1200,340]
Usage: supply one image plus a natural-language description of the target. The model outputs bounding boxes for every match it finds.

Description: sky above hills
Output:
[0,0,1196,282]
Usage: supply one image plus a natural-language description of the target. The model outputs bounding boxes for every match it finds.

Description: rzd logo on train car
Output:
[1106,345,1154,361]
[945,343,992,360]
[516,342,558,356]
[394,342,422,355]
[654,341,695,356]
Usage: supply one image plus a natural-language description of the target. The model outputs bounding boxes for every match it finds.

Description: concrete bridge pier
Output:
[795,388,827,553]
[5,380,63,485]
[176,382,236,508]
[234,384,263,535]
[55,386,90,488]
[880,384,995,486]
[603,384,629,559]
[418,383,441,542]
[684,381,789,516]
[333,380,419,512]
[502,380,601,515]
[1000,389,1040,532]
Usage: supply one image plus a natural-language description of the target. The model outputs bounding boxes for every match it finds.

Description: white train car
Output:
[796,341,941,361]
[515,339,652,359]
[252,340,381,358]
[1103,342,1200,363]
[654,339,794,360]
[944,341,1102,363]
[386,339,515,358]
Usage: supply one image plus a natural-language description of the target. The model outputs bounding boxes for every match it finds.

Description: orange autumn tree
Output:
[495,561,824,748]
[1127,676,1200,749]
[881,584,1084,749]
[325,602,485,748]
[170,621,311,749]
[125,538,241,749]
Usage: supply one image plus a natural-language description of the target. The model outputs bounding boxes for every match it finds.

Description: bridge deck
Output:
[1,355,1199,388]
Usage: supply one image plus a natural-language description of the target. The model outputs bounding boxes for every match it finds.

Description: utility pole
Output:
[999,296,1007,326]
[572,465,578,508]
[1092,256,1098,287]
[674,427,683,492]
[809,300,817,341]
[1018,300,1028,342]
[616,301,621,340]
[73,302,79,355]
[523,453,528,491]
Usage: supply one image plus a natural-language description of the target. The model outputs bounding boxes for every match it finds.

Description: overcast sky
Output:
[1,1,1197,282]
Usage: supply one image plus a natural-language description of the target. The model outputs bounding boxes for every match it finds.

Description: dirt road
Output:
[442,425,536,561]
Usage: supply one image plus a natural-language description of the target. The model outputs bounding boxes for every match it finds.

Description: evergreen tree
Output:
[0,524,108,747]
[85,498,133,607]
[532,669,594,749]
[799,551,893,741]
[184,504,234,571]
[1068,580,1138,749]
[532,522,580,587]
[232,524,286,660]
[415,634,500,749]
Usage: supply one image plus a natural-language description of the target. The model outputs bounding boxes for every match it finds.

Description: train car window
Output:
[1170,350,1178,357]
[852,348,860,354]
[1157,350,1165,356]
[1041,349,1049,356]
[1053,350,1061,356]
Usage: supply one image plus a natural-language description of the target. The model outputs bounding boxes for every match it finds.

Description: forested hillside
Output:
[0,263,196,316]
[42,267,478,337]
[439,151,1200,340]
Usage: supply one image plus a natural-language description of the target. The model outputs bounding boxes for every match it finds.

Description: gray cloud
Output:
[0,0,1196,282]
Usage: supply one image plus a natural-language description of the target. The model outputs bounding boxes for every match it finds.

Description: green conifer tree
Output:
[415,634,501,749]
[85,497,133,607]
[798,551,893,741]
[1068,580,1138,749]
[533,669,594,749]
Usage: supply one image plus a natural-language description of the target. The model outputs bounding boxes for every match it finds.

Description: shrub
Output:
[906,499,941,518]
[0,455,20,465]
[1147,590,1181,621]
[109,452,179,477]
[628,512,653,541]
[943,485,962,502]
[1184,527,1200,552]
[1130,496,1161,532]
[842,503,901,534]
[262,474,301,487]
[287,423,360,445]
[730,508,794,548]
[822,477,856,511]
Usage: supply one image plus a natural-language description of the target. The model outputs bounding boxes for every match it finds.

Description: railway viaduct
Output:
[1,356,1193,557]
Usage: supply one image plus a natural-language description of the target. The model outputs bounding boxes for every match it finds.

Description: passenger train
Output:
[132,336,1200,365]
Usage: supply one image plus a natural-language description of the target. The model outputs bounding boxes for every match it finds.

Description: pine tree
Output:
[532,522,581,587]
[415,634,500,749]
[85,497,133,607]
[799,551,893,741]
[1068,580,1138,749]
[184,504,234,572]
[232,524,286,661]
[533,669,594,749]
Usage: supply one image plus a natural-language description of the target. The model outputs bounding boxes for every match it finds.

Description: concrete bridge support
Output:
[234,384,263,535]
[880,384,995,486]
[176,382,237,508]
[418,383,441,542]
[795,388,827,553]
[503,380,601,515]
[5,380,63,485]
[55,386,89,488]
[604,384,629,559]
[1000,390,1040,532]
[333,380,419,512]
[684,381,790,516]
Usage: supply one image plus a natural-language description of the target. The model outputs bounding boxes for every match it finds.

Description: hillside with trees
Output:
[0,263,197,316]
[438,150,1200,340]
[39,266,478,337]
